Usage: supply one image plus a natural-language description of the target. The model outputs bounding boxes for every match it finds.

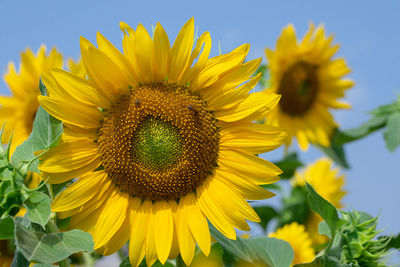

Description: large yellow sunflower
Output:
[269,222,315,265]
[264,24,354,150]
[38,18,286,266]
[0,45,63,152]
[292,158,346,245]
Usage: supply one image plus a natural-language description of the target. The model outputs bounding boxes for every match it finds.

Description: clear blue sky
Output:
[1,0,399,256]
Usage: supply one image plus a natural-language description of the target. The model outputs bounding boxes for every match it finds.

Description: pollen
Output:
[97,82,220,201]
[278,61,319,116]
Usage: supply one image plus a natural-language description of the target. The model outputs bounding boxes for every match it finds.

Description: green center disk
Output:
[132,117,183,171]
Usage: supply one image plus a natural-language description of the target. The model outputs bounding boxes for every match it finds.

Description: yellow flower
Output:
[264,24,354,150]
[38,18,286,267]
[269,222,315,265]
[292,158,346,245]
[0,45,63,152]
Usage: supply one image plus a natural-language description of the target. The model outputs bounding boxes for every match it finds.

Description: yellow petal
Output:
[192,44,249,91]
[132,24,155,83]
[220,123,286,154]
[94,191,130,249]
[80,37,128,100]
[197,180,236,239]
[154,201,174,264]
[98,213,130,256]
[49,69,112,108]
[38,95,102,128]
[215,92,280,122]
[205,69,261,112]
[168,18,195,82]
[39,138,99,173]
[181,31,212,83]
[173,201,195,266]
[180,193,211,256]
[152,22,170,81]
[206,178,257,227]
[52,173,107,212]
[145,210,158,266]
[218,148,281,184]
[168,201,180,260]
[277,24,297,53]
[216,168,275,200]
[96,32,137,85]
[129,200,151,267]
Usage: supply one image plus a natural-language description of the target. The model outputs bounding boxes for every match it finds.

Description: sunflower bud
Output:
[340,211,390,266]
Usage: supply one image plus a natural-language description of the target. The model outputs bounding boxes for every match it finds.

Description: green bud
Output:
[340,210,390,267]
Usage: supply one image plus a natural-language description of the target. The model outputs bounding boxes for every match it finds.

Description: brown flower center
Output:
[97,82,220,201]
[278,61,319,116]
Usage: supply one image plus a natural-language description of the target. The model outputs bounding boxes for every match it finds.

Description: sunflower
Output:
[264,24,354,150]
[292,158,346,245]
[38,18,286,266]
[269,222,315,265]
[0,45,63,152]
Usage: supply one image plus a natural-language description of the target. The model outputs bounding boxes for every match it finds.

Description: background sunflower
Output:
[264,23,353,151]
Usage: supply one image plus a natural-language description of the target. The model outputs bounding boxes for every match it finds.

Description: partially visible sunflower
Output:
[0,47,84,196]
[0,45,63,152]
[269,222,315,265]
[264,24,354,150]
[292,158,346,245]
[38,18,286,266]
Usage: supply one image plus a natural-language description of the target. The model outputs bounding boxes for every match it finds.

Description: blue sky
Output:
[1,0,399,258]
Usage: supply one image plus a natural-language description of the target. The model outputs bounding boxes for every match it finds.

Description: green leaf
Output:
[14,217,94,264]
[294,255,351,267]
[335,115,387,144]
[305,183,340,245]
[210,224,251,262]
[0,215,14,239]
[210,224,294,267]
[274,152,303,179]
[23,191,51,228]
[383,112,400,152]
[11,81,63,173]
[32,264,55,267]
[370,100,400,116]
[318,221,331,239]
[246,236,294,267]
